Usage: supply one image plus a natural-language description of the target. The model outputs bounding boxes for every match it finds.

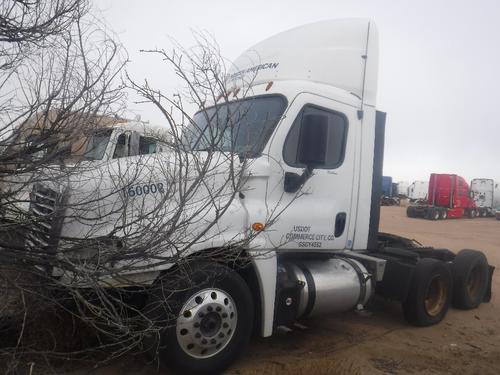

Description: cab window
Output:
[139,137,157,155]
[283,105,348,169]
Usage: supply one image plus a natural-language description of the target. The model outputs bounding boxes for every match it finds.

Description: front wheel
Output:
[145,263,254,374]
[402,258,452,327]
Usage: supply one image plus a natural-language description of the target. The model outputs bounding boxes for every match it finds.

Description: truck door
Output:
[263,93,359,251]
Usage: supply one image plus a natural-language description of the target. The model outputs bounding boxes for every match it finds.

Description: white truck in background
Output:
[470,178,496,217]
[491,180,500,220]
[1,20,494,374]
[408,180,429,203]
[395,181,409,198]
[0,120,171,222]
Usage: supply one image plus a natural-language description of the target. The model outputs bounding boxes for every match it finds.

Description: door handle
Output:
[335,212,346,237]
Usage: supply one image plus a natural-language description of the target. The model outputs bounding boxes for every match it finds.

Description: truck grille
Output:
[27,184,61,251]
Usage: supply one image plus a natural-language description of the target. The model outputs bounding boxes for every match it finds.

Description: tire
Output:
[439,209,448,220]
[428,209,440,220]
[406,206,416,218]
[144,263,254,374]
[402,258,452,327]
[451,250,489,309]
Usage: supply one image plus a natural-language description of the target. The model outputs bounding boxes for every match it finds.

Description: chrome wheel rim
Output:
[176,288,237,359]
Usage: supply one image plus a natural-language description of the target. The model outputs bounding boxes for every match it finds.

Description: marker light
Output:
[252,222,265,231]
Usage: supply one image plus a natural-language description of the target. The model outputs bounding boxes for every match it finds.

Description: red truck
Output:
[407,174,477,219]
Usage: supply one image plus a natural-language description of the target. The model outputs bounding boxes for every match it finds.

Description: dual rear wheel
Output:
[403,250,490,326]
[425,208,447,220]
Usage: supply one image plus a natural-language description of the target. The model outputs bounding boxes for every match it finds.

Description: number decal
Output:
[125,182,165,197]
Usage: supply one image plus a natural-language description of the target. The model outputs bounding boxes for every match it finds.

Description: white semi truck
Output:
[407,180,429,203]
[395,181,410,198]
[1,20,494,374]
[470,178,496,217]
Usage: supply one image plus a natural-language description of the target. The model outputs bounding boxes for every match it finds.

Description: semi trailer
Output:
[407,173,478,219]
[0,20,494,374]
[395,181,410,198]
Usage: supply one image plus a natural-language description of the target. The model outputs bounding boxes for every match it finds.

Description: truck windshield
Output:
[83,129,112,160]
[185,95,286,157]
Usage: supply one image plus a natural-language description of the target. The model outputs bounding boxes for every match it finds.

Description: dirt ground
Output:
[77,206,500,375]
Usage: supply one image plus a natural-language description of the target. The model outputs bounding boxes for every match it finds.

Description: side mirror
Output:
[297,114,328,167]
[284,113,328,193]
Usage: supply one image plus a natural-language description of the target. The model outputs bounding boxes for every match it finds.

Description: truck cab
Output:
[407,173,478,219]
[470,178,495,217]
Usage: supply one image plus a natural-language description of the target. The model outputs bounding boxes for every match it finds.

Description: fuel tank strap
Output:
[297,263,316,317]
[340,257,370,306]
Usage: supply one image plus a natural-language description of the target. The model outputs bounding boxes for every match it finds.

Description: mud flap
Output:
[375,258,415,302]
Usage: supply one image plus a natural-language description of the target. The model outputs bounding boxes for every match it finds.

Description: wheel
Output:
[406,206,416,218]
[144,263,254,374]
[439,209,447,220]
[402,258,452,327]
[480,210,487,217]
[427,208,439,220]
[452,250,489,309]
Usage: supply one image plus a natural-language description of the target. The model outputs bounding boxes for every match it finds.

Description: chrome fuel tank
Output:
[285,258,373,317]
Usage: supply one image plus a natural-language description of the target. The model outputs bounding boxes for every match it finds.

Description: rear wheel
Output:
[452,250,489,309]
[406,206,416,218]
[402,258,452,327]
[424,209,434,220]
[439,209,448,220]
[144,263,254,374]
[431,209,440,220]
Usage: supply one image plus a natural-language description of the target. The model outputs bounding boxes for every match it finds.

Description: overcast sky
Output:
[98,0,500,184]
